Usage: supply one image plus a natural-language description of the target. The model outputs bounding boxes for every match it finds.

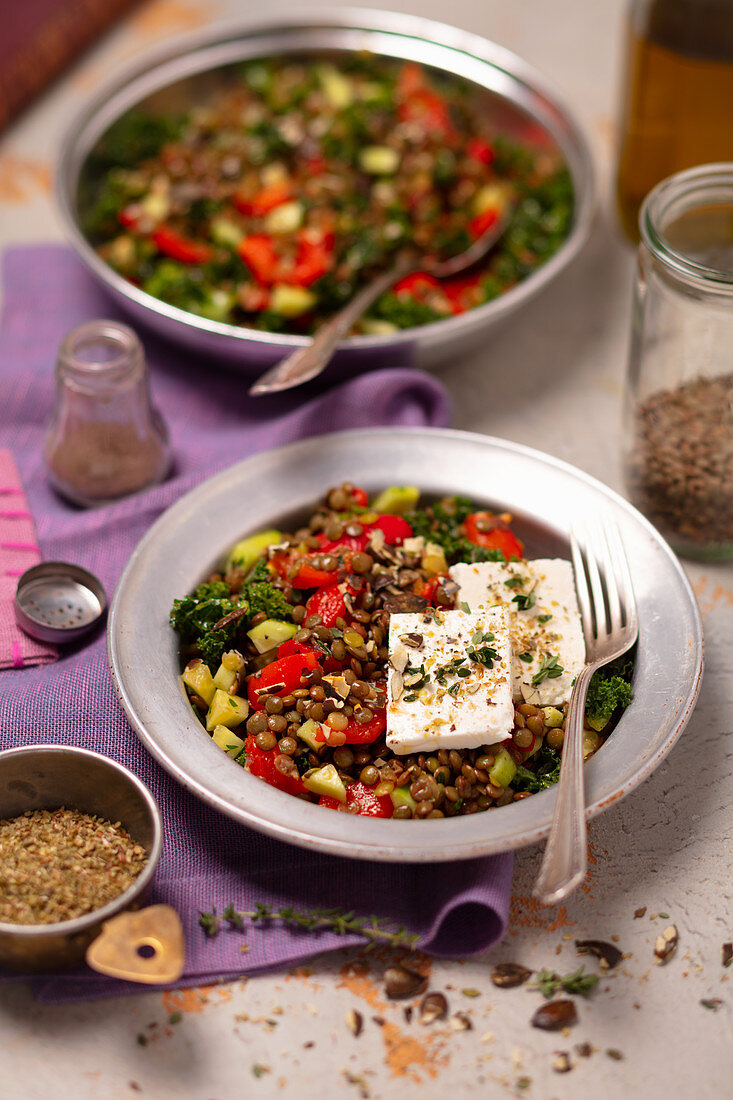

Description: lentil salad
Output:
[82,54,573,335]
[171,483,633,820]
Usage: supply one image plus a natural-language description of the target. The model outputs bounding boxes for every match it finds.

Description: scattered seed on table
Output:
[531,1000,578,1031]
[654,925,679,964]
[553,1051,572,1073]
[383,964,427,999]
[634,907,647,919]
[490,962,532,988]
[575,939,623,970]
[419,992,448,1024]
[722,943,733,968]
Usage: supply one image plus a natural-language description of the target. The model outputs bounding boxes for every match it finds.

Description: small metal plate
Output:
[14,561,107,643]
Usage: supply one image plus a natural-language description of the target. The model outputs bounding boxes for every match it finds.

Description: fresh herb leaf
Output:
[518,652,533,663]
[531,967,599,998]
[532,653,564,685]
[512,591,536,611]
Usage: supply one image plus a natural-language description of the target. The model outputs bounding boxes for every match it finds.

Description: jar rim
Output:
[58,320,143,379]
[640,163,733,288]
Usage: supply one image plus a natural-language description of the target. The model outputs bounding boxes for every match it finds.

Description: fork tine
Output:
[584,523,607,639]
[606,522,638,638]
[599,523,622,636]
[570,525,594,653]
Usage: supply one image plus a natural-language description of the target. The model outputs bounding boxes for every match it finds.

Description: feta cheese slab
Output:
[386,607,514,755]
[449,559,585,706]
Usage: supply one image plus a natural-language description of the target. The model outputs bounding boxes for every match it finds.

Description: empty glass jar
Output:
[44,321,171,507]
[622,163,733,560]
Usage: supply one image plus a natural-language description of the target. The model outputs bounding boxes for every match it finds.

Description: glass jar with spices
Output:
[43,320,171,507]
[622,163,733,560]
[615,0,733,241]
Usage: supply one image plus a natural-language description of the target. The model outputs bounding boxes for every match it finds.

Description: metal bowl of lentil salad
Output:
[108,428,703,862]
[0,745,162,972]
[56,9,595,377]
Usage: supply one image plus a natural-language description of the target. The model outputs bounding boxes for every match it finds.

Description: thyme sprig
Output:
[530,966,599,998]
[199,902,419,949]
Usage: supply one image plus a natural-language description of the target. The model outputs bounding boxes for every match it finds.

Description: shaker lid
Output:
[14,562,107,643]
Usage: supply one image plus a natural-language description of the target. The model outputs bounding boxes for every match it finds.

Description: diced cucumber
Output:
[390,786,417,813]
[543,706,565,729]
[422,541,448,576]
[182,659,216,706]
[359,145,399,174]
[225,528,282,573]
[473,182,509,217]
[583,728,601,759]
[358,318,399,336]
[270,284,317,317]
[265,200,304,235]
[140,190,170,222]
[247,619,298,654]
[303,764,347,802]
[488,746,517,789]
[206,688,249,732]
[210,217,244,248]
[211,725,246,757]
[370,485,420,514]
[213,650,244,692]
[317,64,353,108]
[297,718,327,751]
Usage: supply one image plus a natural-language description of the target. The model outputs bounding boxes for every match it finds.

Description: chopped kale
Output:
[87,111,183,173]
[586,658,634,730]
[405,496,507,565]
[368,292,445,330]
[512,744,562,793]
[241,580,293,622]
[170,582,247,671]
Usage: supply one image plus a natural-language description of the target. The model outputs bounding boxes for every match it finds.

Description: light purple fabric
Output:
[0,245,513,1002]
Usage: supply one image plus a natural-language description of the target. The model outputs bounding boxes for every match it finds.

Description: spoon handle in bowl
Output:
[248,252,416,396]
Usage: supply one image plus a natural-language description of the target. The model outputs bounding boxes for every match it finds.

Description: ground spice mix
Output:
[0,807,148,924]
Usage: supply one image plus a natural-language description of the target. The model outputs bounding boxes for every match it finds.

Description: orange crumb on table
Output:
[0,156,50,203]
[692,576,733,618]
[130,0,222,36]
[162,984,232,1014]
[508,895,576,934]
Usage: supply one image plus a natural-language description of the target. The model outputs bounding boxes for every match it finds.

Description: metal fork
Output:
[532,521,639,906]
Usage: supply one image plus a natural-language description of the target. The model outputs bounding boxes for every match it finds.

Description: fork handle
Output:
[532,664,596,906]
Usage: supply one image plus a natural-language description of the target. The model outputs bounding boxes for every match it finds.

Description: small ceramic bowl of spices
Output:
[0,745,178,978]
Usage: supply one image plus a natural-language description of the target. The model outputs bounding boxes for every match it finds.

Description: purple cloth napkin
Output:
[0,245,513,1001]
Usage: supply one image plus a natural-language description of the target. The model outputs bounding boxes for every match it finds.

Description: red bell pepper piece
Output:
[397,90,453,138]
[118,205,141,230]
[316,531,371,554]
[463,512,524,559]
[319,781,393,817]
[286,230,333,287]
[151,226,214,265]
[393,271,442,300]
[469,208,499,239]
[233,181,292,217]
[314,708,386,745]
[269,550,337,590]
[276,637,342,673]
[350,486,369,508]
[248,651,319,709]
[245,735,306,796]
[304,584,350,628]
[413,574,449,605]
[466,137,495,166]
[442,274,483,315]
[237,234,280,285]
[372,514,413,546]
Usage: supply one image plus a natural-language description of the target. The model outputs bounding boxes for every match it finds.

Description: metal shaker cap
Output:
[14,562,107,643]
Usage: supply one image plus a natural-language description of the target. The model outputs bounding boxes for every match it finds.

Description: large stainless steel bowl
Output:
[56,8,595,378]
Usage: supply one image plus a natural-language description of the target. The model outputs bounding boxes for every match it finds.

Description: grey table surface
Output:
[0,1,731,1096]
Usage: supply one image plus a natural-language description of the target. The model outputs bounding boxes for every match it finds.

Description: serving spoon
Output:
[248,205,514,397]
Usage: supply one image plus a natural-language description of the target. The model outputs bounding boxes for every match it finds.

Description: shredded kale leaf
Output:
[87,112,184,173]
[241,580,293,622]
[405,496,507,565]
[586,657,634,730]
[512,744,562,793]
[170,582,247,671]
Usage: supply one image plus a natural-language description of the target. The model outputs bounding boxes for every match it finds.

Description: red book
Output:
[0,0,142,132]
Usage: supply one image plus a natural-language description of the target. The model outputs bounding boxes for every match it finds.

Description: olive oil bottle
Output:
[616,0,733,241]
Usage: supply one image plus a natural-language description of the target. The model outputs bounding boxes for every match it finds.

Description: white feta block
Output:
[386,607,514,755]
[449,559,585,706]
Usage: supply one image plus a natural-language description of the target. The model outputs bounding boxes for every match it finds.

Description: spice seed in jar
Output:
[0,808,148,924]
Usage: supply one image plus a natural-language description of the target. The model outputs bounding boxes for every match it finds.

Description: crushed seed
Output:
[634,907,647,919]
[722,943,732,968]
[0,808,147,925]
